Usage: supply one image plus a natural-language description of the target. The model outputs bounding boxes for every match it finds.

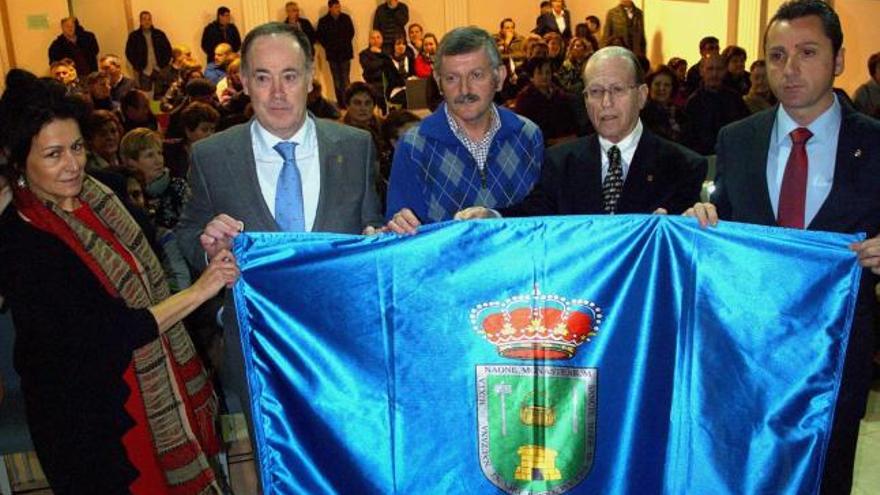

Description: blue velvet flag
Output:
[233,215,862,495]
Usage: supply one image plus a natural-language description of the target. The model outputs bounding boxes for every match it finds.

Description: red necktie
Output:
[777,127,813,229]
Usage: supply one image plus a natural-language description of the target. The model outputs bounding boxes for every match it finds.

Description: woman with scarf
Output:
[0,70,238,494]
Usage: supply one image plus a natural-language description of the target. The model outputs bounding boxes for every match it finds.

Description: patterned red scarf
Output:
[14,176,221,494]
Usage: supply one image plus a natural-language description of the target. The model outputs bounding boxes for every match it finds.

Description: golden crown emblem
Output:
[470,286,601,360]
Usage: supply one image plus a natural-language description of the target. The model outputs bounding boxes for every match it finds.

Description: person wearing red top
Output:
[414,32,438,78]
[0,70,238,494]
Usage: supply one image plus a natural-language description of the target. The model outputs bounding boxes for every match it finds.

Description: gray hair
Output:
[241,22,314,74]
[434,26,502,76]
[582,46,644,86]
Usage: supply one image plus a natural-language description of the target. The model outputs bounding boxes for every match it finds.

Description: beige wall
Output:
[5,0,69,76]
[835,0,877,97]
[74,0,129,69]
[644,0,732,69]
[1,0,875,98]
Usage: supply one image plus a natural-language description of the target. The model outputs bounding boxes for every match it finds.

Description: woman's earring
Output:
[15,176,26,188]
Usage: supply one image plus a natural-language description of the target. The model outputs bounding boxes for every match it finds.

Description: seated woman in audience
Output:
[49,59,82,96]
[387,35,416,107]
[84,109,123,170]
[407,23,424,55]
[165,78,218,139]
[83,71,118,113]
[414,33,438,79]
[215,58,243,104]
[557,36,592,96]
[722,45,750,95]
[585,15,602,50]
[121,128,188,230]
[120,90,158,133]
[217,61,249,118]
[164,101,220,179]
[666,57,690,108]
[641,65,685,143]
[0,70,237,494]
[115,166,148,212]
[494,18,526,69]
[342,82,390,203]
[160,63,203,112]
[359,30,392,113]
[543,31,566,73]
[742,60,776,114]
[575,20,601,53]
[508,40,549,98]
[121,128,193,292]
[514,57,578,146]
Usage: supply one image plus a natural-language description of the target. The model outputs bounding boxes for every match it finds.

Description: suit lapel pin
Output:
[853,149,862,158]
[646,174,654,182]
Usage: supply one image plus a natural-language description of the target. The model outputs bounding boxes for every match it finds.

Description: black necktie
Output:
[603,146,623,214]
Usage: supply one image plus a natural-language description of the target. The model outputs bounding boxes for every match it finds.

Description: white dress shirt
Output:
[599,119,644,182]
[251,117,321,231]
[554,11,567,34]
[766,95,840,227]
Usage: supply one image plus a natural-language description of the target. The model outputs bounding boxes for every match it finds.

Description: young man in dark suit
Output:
[457,46,706,220]
[687,1,880,492]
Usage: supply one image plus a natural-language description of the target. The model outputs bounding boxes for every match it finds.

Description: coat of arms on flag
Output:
[473,287,602,494]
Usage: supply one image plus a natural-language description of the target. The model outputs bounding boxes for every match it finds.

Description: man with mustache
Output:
[386,26,544,233]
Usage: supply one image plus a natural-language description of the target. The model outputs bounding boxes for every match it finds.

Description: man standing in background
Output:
[373,0,409,54]
[48,17,100,77]
[201,6,242,60]
[603,0,646,56]
[125,11,172,93]
[283,2,317,47]
[317,0,355,107]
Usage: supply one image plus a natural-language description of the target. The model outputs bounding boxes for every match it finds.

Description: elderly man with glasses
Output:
[458,46,706,219]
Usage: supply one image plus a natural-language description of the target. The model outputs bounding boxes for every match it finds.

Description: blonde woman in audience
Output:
[557,36,592,96]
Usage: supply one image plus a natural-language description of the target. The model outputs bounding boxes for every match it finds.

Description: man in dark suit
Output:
[687,1,880,493]
[458,46,706,220]
[176,22,383,433]
[535,0,572,40]
[602,0,646,57]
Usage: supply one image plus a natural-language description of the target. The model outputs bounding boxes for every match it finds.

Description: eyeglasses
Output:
[583,84,640,101]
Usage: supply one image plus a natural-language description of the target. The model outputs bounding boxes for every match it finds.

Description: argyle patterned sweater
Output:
[386,104,544,223]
